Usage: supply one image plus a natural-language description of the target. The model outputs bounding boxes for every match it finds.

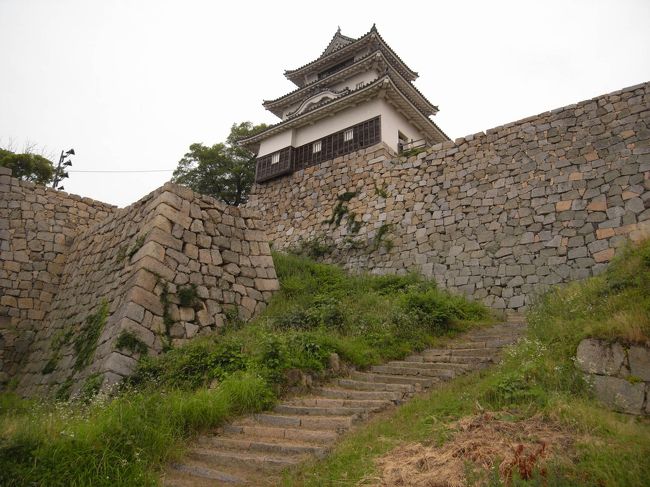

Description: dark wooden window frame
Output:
[255,116,381,183]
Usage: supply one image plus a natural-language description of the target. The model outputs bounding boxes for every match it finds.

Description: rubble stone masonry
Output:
[1,170,277,397]
[248,82,650,310]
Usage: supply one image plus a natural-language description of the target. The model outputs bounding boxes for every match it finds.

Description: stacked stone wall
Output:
[248,81,650,309]
[1,170,277,397]
[0,168,115,384]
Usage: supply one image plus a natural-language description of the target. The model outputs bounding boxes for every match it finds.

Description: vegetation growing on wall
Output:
[115,330,148,356]
[326,191,358,227]
[116,234,146,263]
[41,328,74,374]
[177,284,200,308]
[374,181,389,198]
[289,235,335,259]
[73,300,109,371]
[159,280,175,351]
[371,223,394,252]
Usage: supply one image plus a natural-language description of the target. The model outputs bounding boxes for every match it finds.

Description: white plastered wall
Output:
[258,130,294,157]
[377,99,425,150]
[260,97,426,156]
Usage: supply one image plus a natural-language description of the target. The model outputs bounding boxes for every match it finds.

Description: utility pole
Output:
[52,148,74,190]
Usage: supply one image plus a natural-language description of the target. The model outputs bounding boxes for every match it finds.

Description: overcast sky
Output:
[1,0,649,207]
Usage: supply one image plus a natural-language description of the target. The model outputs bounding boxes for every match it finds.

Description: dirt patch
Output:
[366,412,573,486]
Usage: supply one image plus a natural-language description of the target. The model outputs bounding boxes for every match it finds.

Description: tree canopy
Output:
[172,122,267,206]
[0,148,55,185]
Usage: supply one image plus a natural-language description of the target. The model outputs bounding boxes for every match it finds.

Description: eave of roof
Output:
[264,52,439,120]
[239,76,448,149]
[284,25,418,87]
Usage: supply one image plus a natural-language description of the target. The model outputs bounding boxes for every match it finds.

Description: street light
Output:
[52,148,75,190]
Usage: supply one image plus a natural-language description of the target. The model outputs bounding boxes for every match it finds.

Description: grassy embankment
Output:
[0,252,489,486]
[283,240,650,486]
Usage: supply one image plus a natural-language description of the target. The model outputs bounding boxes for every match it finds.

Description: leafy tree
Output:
[0,149,55,185]
[172,122,267,206]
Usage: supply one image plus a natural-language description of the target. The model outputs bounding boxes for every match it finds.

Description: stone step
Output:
[465,329,523,338]
[167,462,246,485]
[422,348,498,358]
[223,423,338,444]
[274,404,368,417]
[370,364,456,379]
[287,396,392,411]
[254,413,356,431]
[350,370,438,387]
[445,340,505,349]
[188,447,301,470]
[413,354,495,365]
[387,360,471,371]
[315,386,405,402]
[163,320,527,486]
[199,436,329,458]
[337,378,416,393]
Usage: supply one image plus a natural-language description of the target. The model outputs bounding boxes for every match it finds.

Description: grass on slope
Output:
[0,252,489,487]
[283,239,650,486]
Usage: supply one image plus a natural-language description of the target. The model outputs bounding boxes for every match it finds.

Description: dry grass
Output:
[366,412,573,487]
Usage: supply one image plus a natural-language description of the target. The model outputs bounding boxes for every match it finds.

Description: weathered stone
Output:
[628,345,650,381]
[103,352,138,377]
[576,339,625,375]
[591,375,645,415]
[255,278,280,292]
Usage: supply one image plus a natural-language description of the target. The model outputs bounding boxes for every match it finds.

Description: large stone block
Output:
[628,345,650,381]
[590,375,645,415]
[103,352,138,377]
[576,339,626,375]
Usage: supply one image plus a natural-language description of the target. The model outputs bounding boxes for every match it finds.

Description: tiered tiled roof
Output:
[263,51,439,119]
[241,75,448,148]
[239,26,449,149]
[284,25,418,87]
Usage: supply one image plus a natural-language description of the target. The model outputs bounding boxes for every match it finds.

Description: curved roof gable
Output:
[321,27,356,57]
[284,25,418,87]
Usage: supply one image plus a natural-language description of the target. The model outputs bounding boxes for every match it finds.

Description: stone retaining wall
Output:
[576,338,649,415]
[248,82,650,309]
[0,167,115,385]
[1,169,277,397]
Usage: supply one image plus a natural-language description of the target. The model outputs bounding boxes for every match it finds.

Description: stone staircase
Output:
[162,318,526,486]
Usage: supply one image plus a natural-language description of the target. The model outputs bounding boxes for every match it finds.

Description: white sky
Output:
[1,0,649,207]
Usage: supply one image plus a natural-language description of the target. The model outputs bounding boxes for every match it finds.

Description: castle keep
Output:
[240,26,448,183]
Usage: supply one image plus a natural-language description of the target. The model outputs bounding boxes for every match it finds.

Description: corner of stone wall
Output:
[95,182,279,386]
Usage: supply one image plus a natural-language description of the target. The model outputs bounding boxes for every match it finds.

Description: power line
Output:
[68,169,175,173]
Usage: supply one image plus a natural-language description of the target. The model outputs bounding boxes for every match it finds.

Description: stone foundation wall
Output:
[248,81,650,309]
[576,338,650,415]
[1,169,277,397]
[0,167,115,384]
